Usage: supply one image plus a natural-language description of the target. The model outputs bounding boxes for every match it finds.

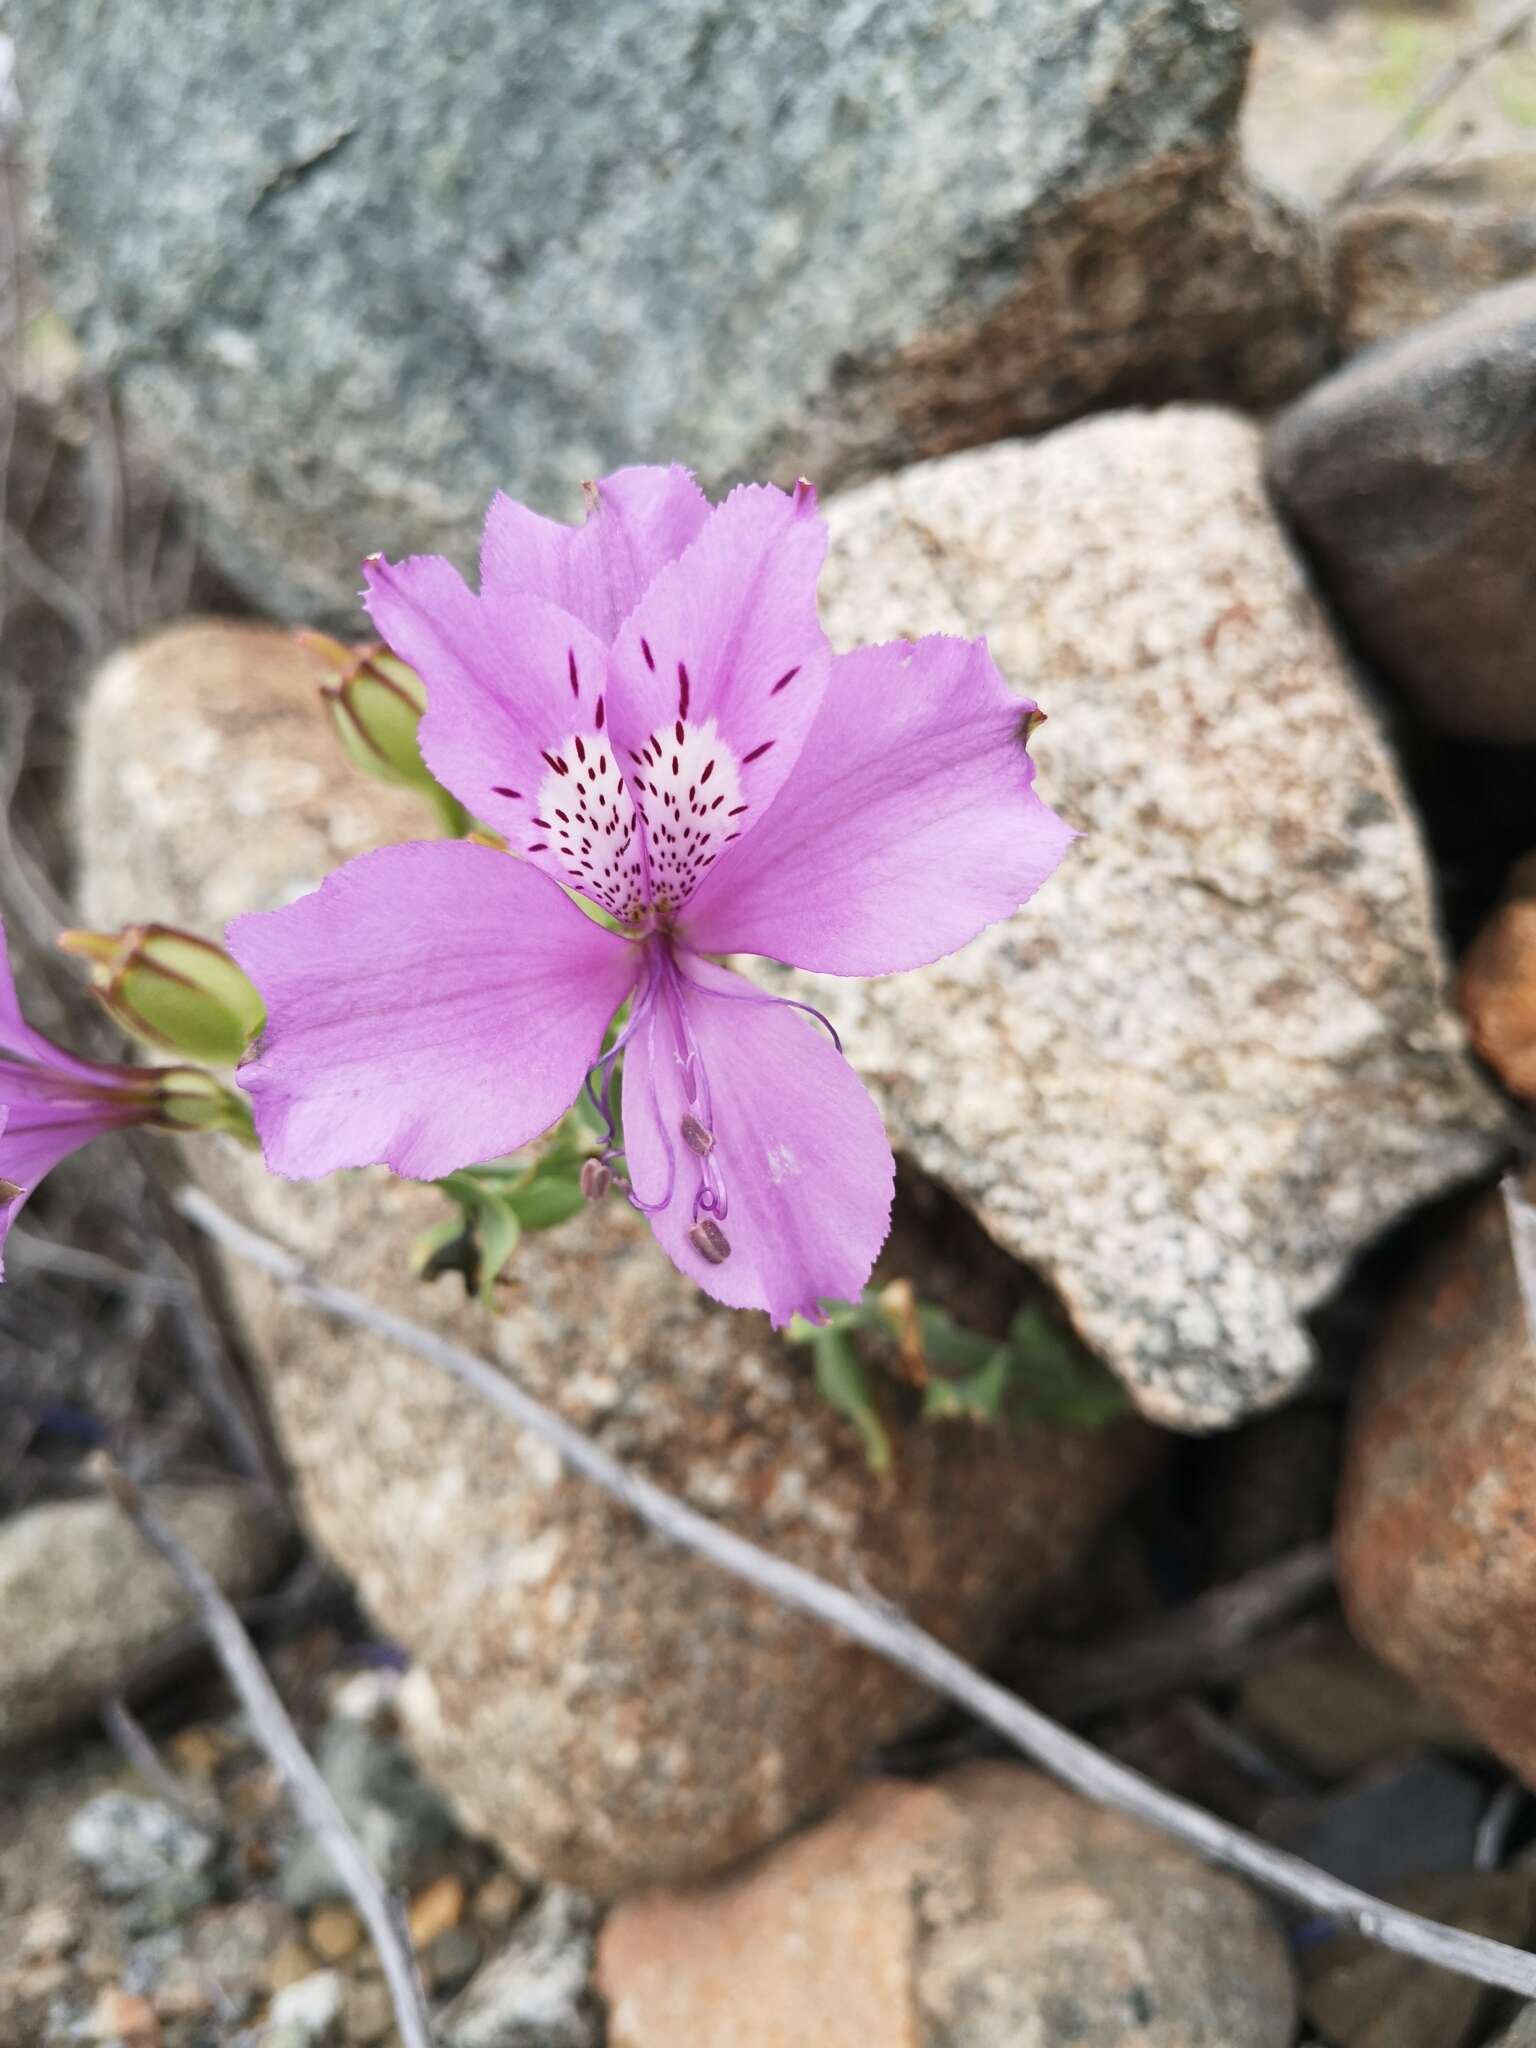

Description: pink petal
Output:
[0,1103,127,1278]
[364,558,654,923]
[227,842,641,1181]
[621,951,894,1326]
[605,483,832,913]
[681,635,1076,974]
[480,466,711,643]
[0,913,104,1081]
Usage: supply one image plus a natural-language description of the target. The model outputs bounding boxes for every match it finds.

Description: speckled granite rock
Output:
[784,407,1503,1429]
[598,1763,1297,2048]
[16,0,1323,624]
[0,1488,284,1749]
[74,620,1151,1892]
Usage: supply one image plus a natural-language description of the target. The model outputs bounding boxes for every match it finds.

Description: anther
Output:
[680,1112,714,1156]
[580,1158,612,1201]
[688,1217,732,1264]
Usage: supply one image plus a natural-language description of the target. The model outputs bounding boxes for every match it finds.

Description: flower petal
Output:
[364,558,654,923]
[681,636,1075,974]
[0,912,104,1080]
[480,465,711,644]
[227,842,641,1181]
[621,952,894,1326]
[0,1102,126,1277]
[605,483,832,910]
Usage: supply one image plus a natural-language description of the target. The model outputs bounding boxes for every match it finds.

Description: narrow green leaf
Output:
[811,1326,892,1473]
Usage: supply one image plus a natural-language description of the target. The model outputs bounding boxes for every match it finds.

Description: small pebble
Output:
[426,1924,482,1997]
[471,1871,527,1931]
[167,1724,233,1778]
[265,1937,322,1992]
[69,1793,218,1901]
[343,1976,396,2046]
[268,1966,345,2042]
[87,1986,160,2044]
[307,1905,363,1963]
[19,1901,80,1960]
[408,1873,465,1948]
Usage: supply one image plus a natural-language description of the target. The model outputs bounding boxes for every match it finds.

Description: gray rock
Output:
[1268,275,1536,745]
[278,1718,457,1909]
[599,1764,1296,2046]
[67,1792,217,1902]
[75,620,1151,1893]
[16,0,1324,624]
[0,1487,285,1749]
[1279,1758,1487,1896]
[265,1971,344,2045]
[785,407,1504,1428]
[442,1889,598,2048]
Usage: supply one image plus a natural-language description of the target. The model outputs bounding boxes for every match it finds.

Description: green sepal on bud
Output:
[148,1067,258,1145]
[300,631,470,835]
[59,924,265,1067]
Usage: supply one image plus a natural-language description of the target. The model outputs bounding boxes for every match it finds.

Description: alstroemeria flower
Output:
[0,916,212,1276]
[228,468,1072,1325]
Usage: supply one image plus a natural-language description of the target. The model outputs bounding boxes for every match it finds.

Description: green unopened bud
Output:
[149,1067,256,1143]
[302,631,432,787]
[59,925,265,1066]
[301,632,468,833]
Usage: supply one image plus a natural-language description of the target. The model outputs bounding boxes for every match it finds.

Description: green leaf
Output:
[921,1343,1015,1421]
[467,1191,522,1306]
[506,1171,588,1233]
[811,1325,891,1473]
[1004,1309,1129,1428]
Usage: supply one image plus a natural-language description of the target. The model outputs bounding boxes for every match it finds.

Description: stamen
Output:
[580,1158,612,1201]
[680,1112,714,1156]
[688,1217,732,1264]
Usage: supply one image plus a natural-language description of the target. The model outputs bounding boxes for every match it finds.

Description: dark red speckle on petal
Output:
[742,740,774,765]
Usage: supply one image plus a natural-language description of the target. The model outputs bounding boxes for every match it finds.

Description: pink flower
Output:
[228,468,1072,1325]
[0,917,188,1274]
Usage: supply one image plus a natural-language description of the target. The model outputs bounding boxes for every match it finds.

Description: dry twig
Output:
[1334,2,1536,207]
[99,1692,221,1830]
[178,1185,1536,2001]
[92,1453,435,2048]
[1020,1541,1334,1719]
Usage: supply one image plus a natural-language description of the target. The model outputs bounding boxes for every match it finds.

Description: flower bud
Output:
[149,1066,256,1142]
[301,632,469,832]
[301,631,433,788]
[59,925,265,1067]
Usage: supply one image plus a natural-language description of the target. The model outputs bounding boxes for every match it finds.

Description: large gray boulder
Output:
[17,0,1323,623]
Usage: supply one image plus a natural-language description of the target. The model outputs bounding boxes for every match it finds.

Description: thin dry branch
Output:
[1334,1,1536,207]
[178,1185,1536,2001]
[92,1453,435,2048]
[1020,1540,1334,1719]
[99,1692,221,1830]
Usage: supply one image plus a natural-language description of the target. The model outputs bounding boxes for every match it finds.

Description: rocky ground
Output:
[4,0,1536,2044]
